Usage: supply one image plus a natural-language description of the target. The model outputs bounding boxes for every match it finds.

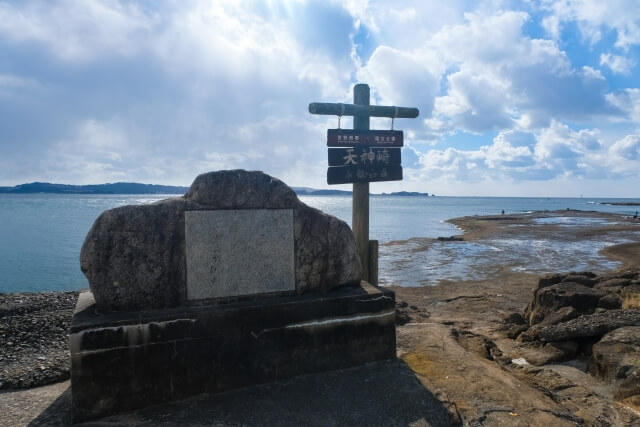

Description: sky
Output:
[1,0,639,196]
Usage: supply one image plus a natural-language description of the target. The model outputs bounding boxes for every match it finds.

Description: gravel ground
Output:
[0,291,78,390]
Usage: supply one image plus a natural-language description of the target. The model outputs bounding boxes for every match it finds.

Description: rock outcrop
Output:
[589,326,640,400]
[525,278,606,325]
[537,309,640,341]
[514,268,640,407]
[81,170,361,311]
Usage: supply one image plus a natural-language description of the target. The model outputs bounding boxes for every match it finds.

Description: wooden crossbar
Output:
[309,103,419,118]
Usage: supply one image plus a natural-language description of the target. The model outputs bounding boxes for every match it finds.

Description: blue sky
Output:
[0,0,639,196]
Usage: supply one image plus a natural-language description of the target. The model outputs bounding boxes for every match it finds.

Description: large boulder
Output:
[81,170,361,311]
[560,273,599,288]
[598,293,623,310]
[588,326,640,401]
[525,282,607,325]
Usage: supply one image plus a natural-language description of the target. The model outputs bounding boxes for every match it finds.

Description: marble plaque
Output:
[185,209,295,300]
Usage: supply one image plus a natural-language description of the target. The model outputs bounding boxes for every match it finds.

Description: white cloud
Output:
[409,120,614,185]
[606,88,640,123]
[540,0,640,49]
[357,45,442,124]
[0,0,155,61]
[483,131,535,169]
[423,10,617,136]
[431,69,514,134]
[417,146,487,182]
[342,0,467,49]
[600,53,636,74]
[611,134,640,160]
[534,120,601,174]
[601,134,640,178]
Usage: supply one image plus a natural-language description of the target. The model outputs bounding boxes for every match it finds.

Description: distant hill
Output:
[0,182,189,194]
[293,187,430,197]
[0,182,429,196]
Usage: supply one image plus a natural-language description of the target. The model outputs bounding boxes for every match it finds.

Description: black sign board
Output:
[327,164,403,185]
[328,147,401,167]
[327,129,403,147]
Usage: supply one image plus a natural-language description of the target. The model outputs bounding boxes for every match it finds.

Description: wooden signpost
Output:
[309,84,419,283]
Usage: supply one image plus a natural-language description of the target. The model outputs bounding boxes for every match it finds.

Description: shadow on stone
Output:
[44,360,457,425]
[28,385,72,426]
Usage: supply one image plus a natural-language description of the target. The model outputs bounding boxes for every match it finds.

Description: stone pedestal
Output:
[70,282,396,422]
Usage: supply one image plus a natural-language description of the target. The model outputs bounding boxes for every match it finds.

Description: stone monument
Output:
[71,170,396,422]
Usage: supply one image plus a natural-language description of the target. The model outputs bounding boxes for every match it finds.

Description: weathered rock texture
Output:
[527,283,606,325]
[81,170,361,311]
[514,268,640,410]
[588,326,640,400]
[538,309,640,342]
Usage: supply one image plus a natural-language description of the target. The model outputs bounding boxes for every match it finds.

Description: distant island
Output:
[293,187,431,197]
[0,182,189,194]
[0,182,431,196]
[379,191,431,197]
[292,188,352,196]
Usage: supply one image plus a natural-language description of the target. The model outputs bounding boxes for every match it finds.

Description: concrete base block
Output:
[70,282,396,422]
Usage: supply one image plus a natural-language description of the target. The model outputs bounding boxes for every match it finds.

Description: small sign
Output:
[327,164,403,185]
[328,147,401,167]
[327,129,403,147]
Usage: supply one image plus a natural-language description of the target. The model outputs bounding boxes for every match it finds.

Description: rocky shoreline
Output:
[504,268,640,408]
[0,291,78,390]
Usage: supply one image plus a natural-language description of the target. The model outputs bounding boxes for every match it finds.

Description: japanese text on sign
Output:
[327,129,403,147]
[326,164,403,185]
[327,147,401,167]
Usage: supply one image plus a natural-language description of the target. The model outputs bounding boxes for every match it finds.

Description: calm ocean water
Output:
[0,193,638,293]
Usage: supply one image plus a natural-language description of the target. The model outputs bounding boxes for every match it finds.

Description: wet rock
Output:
[520,306,579,341]
[598,293,623,310]
[526,283,606,325]
[503,312,526,325]
[396,301,411,326]
[81,170,361,311]
[527,341,578,366]
[536,273,567,290]
[538,309,640,342]
[395,301,428,325]
[561,274,599,288]
[548,340,579,359]
[594,278,631,292]
[540,306,580,327]
[588,326,640,400]
[505,324,529,339]
[436,236,464,242]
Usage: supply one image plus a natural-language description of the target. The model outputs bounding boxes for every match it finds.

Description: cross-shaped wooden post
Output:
[309,84,419,283]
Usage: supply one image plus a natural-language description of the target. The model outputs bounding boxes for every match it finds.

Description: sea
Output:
[1,193,639,293]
